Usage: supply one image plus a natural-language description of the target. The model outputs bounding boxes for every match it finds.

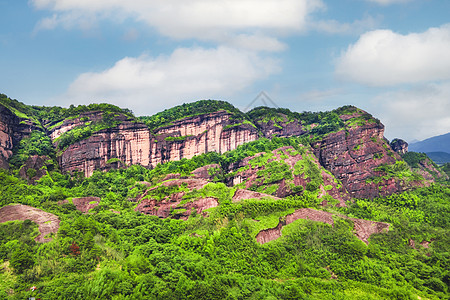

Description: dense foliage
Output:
[1,157,449,299]
[138,100,246,131]
[0,94,133,125]
[403,152,431,168]
[1,95,449,299]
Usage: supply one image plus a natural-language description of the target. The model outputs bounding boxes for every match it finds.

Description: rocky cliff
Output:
[0,98,443,199]
[53,110,258,176]
[311,112,407,198]
[149,110,258,166]
[0,103,37,168]
[56,120,151,177]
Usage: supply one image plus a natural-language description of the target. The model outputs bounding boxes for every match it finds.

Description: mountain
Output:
[409,132,450,153]
[426,152,450,165]
[0,93,449,299]
[2,95,446,198]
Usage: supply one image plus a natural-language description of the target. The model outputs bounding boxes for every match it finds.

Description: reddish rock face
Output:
[191,164,221,180]
[256,208,389,244]
[311,120,405,199]
[285,208,334,226]
[56,110,259,176]
[256,222,283,244]
[0,204,60,243]
[149,111,258,166]
[253,114,305,138]
[135,178,217,219]
[227,146,348,203]
[58,120,151,177]
[232,189,280,202]
[72,197,101,213]
[416,158,449,181]
[0,104,16,162]
[0,104,37,167]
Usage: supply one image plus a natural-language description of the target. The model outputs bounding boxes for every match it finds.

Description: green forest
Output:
[1,154,449,299]
[0,95,449,299]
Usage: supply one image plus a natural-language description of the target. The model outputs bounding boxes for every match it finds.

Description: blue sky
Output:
[1,0,449,142]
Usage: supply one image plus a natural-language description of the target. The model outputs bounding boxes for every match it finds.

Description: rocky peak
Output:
[390,138,408,155]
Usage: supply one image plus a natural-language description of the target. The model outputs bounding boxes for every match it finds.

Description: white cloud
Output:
[370,82,450,141]
[365,0,411,5]
[31,0,323,50]
[61,46,280,115]
[336,24,450,86]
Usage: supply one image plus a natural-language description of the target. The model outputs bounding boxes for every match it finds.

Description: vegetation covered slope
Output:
[1,144,449,299]
[1,94,449,299]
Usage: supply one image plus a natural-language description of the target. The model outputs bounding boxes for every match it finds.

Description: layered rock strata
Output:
[0,104,36,166]
[55,110,258,176]
[311,118,403,198]
[57,120,151,177]
[149,111,258,166]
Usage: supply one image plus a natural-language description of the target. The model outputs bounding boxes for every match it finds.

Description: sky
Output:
[1,0,450,142]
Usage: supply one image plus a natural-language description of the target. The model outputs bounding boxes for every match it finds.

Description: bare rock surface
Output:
[135,178,212,218]
[191,164,221,180]
[352,218,389,244]
[72,197,100,213]
[256,222,283,244]
[256,208,389,245]
[232,189,280,202]
[390,138,408,155]
[0,204,60,242]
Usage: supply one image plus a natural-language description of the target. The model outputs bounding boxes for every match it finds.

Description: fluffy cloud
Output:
[32,0,323,51]
[62,46,280,115]
[336,24,450,86]
[370,82,450,141]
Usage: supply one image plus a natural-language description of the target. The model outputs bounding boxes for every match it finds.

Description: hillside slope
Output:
[2,95,444,199]
[0,94,449,299]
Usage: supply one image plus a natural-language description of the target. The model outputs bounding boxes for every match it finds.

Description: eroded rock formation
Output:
[311,115,406,198]
[0,204,60,242]
[57,120,151,177]
[149,111,258,166]
[256,208,389,245]
[0,104,37,166]
[390,138,408,155]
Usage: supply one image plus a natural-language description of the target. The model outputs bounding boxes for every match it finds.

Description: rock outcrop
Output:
[135,178,216,219]
[227,146,348,204]
[149,111,258,166]
[311,115,405,198]
[0,204,60,242]
[256,208,389,244]
[0,104,37,167]
[55,110,258,176]
[390,138,408,155]
[18,155,51,183]
[0,101,432,200]
[57,119,151,177]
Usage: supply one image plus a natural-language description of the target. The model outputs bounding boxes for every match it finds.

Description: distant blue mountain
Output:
[426,152,450,165]
[409,132,450,153]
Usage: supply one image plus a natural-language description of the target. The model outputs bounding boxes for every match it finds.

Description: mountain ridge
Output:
[1,94,447,200]
[1,93,449,299]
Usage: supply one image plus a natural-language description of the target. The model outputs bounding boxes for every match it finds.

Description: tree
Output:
[10,244,35,274]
